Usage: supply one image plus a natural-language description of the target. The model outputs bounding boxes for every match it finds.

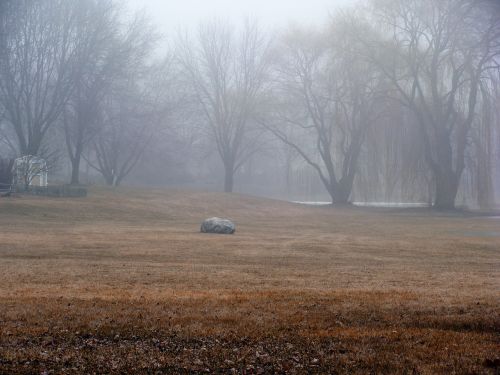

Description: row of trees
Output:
[0,0,167,186]
[1,0,499,209]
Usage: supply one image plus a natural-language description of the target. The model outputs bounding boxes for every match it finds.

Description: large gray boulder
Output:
[200,217,235,234]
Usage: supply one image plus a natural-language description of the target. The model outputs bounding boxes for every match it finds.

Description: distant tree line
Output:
[0,0,499,209]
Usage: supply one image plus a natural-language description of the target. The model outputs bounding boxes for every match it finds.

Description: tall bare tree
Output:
[262,24,385,204]
[177,20,271,193]
[89,94,154,187]
[63,0,120,185]
[0,0,80,157]
[86,25,170,187]
[364,0,500,209]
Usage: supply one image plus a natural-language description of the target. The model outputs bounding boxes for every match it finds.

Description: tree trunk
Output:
[70,155,81,185]
[330,140,362,205]
[104,173,114,186]
[224,167,234,193]
[433,169,459,210]
[477,115,495,209]
[430,131,460,210]
[67,117,85,185]
[336,178,354,204]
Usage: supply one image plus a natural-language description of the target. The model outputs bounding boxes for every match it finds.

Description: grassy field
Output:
[0,188,498,374]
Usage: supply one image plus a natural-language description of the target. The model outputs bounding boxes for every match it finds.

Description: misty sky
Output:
[128,0,350,35]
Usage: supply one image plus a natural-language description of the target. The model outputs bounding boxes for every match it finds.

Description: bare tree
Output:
[89,98,153,187]
[364,0,500,209]
[469,69,500,208]
[0,0,80,157]
[86,47,171,187]
[262,24,385,204]
[176,20,272,193]
[63,0,121,185]
[88,87,169,187]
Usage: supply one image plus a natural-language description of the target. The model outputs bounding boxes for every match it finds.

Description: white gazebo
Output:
[13,155,48,188]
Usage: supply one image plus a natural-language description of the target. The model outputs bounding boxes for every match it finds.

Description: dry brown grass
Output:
[0,187,499,374]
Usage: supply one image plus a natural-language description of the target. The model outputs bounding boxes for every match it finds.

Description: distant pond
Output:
[293,201,430,208]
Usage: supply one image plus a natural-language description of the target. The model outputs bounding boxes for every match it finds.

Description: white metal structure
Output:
[13,155,48,188]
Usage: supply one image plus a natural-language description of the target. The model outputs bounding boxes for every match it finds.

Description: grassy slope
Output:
[0,188,499,374]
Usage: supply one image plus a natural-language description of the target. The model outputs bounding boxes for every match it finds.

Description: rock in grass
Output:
[200,217,235,234]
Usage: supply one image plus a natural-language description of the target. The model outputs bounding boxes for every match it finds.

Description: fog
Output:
[127,0,348,33]
[0,0,499,210]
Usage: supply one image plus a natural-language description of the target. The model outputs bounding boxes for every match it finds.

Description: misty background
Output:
[0,0,499,209]
[127,0,347,33]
